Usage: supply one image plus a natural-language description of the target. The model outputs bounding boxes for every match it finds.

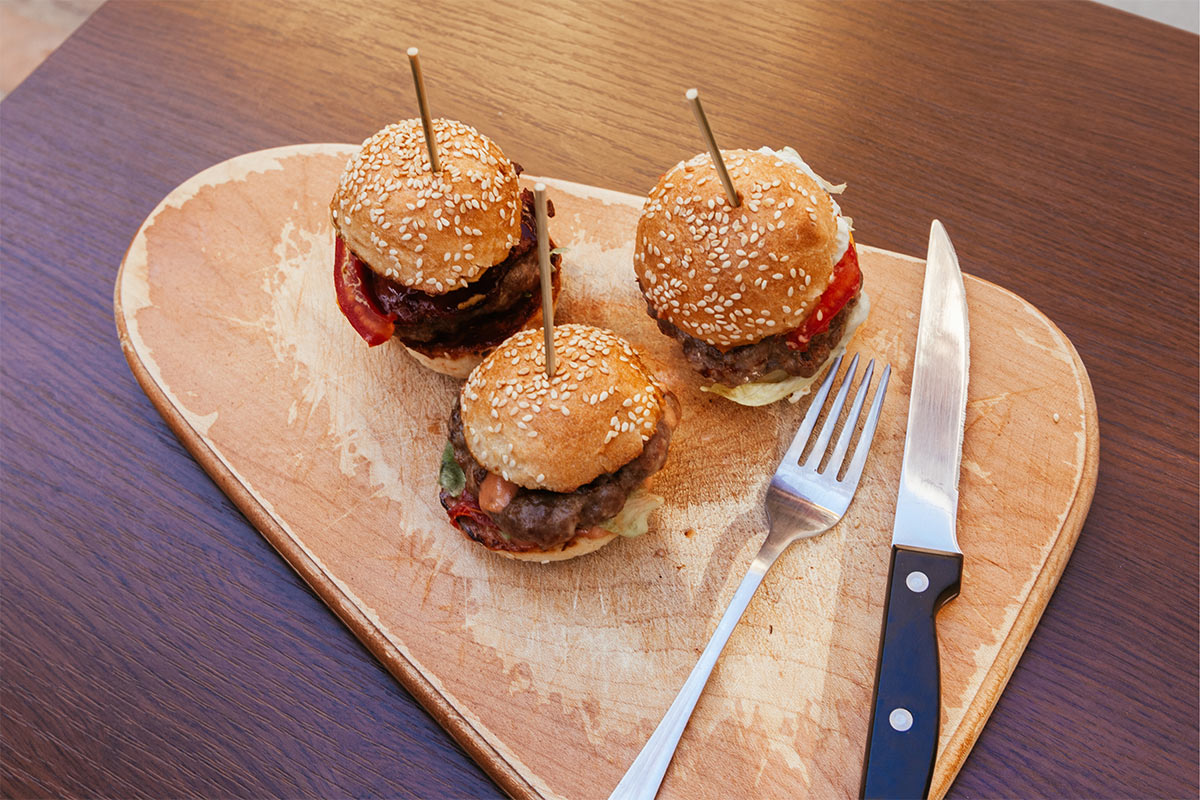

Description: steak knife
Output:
[860,220,969,800]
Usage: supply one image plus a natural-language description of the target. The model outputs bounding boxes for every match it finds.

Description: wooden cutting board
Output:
[114,144,1098,800]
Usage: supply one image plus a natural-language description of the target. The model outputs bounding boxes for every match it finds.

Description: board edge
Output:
[112,240,541,800]
[928,331,1100,799]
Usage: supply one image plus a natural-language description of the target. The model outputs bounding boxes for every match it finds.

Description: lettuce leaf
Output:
[767,145,847,195]
[439,441,466,497]
[599,489,664,538]
[702,291,871,406]
[702,371,824,407]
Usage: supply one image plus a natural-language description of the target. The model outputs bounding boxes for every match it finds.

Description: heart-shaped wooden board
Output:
[115,144,1097,800]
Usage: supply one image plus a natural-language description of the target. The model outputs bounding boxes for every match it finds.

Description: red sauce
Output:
[479,473,520,513]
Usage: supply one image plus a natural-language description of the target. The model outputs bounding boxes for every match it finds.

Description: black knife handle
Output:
[860,546,964,800]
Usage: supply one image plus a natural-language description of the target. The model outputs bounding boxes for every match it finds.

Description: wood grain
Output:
[1,1,1196,798]
[113,145,1096,799]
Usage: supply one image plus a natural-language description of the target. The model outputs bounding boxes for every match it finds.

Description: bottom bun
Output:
[492,530,618,563]
[404,347,483,379]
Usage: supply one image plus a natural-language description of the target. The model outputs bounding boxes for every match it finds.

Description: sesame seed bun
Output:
[330,118,521,295]
[459,324,669,493]
[635,148,849,349]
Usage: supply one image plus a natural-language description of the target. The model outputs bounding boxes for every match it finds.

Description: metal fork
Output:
[608,353,891,800]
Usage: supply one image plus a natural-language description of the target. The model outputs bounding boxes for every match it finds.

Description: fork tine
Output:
[840,363,891,487]
[780,353,844,466]
[825,358,876,477]
[803,353,860,470]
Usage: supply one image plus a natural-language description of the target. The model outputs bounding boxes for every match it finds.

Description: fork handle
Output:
[607,554,774,800]
[860,546,963,800]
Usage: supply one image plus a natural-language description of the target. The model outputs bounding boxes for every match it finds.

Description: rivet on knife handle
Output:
[860,546,963,800]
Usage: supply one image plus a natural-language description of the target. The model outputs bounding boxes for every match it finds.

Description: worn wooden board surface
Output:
[114,144,1098,800]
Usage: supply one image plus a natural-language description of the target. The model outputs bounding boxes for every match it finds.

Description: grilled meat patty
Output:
[645,293,859,386]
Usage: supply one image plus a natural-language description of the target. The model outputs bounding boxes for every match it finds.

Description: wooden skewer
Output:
[685,88,740,207]
[533,183,556,378]
[406,47,440,172]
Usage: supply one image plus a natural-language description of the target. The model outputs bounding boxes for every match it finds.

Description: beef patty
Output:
[644,292,860,386]
[366,188,561,357]
[444,396,677,551]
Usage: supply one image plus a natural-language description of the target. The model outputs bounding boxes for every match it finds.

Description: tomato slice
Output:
[786,236,862,351]
[334,234,396,346]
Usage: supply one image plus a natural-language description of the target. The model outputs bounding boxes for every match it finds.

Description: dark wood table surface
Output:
[2,1,1196,797]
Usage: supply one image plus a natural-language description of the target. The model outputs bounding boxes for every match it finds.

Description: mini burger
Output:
[634,147,868,405]
[330,118,561,377]
[438,324,680,562]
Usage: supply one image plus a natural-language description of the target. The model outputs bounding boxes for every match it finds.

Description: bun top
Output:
[460,324,669,493]
[330,119,521,295]
[634,148,849,349]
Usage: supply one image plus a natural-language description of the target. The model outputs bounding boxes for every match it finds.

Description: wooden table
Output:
[2,1,1195,797]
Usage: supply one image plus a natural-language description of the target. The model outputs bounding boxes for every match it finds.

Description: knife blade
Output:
[860,220,969,800]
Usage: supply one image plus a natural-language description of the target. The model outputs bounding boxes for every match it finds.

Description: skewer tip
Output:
[684,87,740,207]
[534,182,547,193]
[406,47,419,57]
